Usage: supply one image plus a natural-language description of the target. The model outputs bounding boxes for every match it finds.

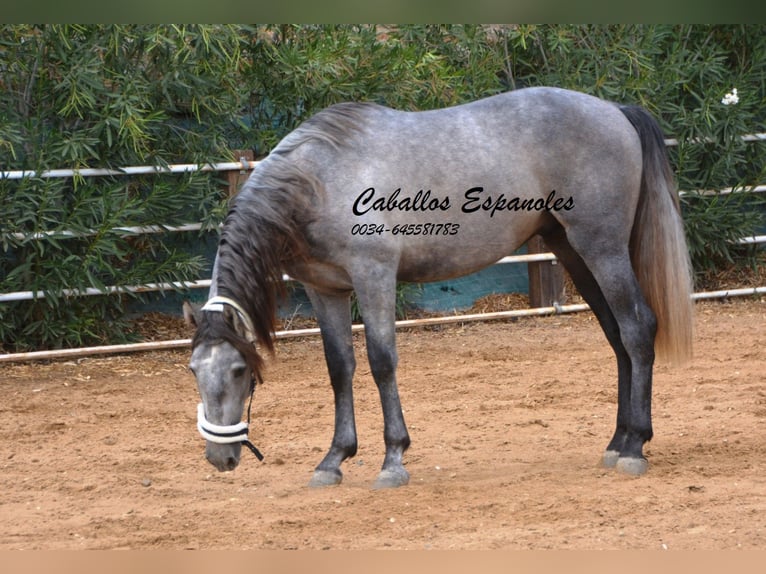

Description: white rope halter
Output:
[197,403,249,444]
[196,401,264,461]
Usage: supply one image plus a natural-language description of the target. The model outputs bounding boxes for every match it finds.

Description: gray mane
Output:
[207,102,376,369]
[272,101,380,155]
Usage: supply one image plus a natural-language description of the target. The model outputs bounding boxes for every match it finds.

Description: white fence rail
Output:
[0,131,762,180]
[0,159,258,180]
[1,182,763,304]
[3,286,766,363]
[0,254,561,303]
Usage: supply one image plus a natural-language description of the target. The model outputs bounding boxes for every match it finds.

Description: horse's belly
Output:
[395,224,533,283]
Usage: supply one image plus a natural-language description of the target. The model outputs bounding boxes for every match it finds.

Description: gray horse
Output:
[185,87,694,489]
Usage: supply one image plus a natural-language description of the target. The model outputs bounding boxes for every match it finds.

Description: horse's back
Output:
[308,87,641,209]
[281,88,644,286]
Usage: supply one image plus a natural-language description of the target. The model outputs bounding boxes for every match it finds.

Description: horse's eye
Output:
[232,366,246,379]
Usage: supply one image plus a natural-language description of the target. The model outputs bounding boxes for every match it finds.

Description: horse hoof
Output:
[309,469,342,487]
[373,468,410,489]
[615,456,648,476]
[601,450,620,468]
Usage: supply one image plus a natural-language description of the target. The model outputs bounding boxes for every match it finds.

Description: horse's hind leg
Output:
[544,227,641,472]
[546,220,657,474]
[587,258,656,474]
[305,287,358,487]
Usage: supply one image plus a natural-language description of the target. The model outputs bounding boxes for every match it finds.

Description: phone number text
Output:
[351,223,460,237]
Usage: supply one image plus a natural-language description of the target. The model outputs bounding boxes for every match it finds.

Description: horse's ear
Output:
[221,305,257,343]
[221,305,250,341]
[182,301,201,328]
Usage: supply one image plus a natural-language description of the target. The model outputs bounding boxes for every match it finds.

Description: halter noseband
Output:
[195,296,264,462]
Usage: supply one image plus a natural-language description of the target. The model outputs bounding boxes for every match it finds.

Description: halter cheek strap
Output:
[201,296,257,343]
[196,296,264,462]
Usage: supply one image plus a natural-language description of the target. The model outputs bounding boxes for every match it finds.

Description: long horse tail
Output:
[620,105,694,365]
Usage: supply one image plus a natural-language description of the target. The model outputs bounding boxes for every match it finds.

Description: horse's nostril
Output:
[206,453,239,472]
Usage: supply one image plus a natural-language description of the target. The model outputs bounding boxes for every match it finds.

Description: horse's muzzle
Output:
[205,441,242,472]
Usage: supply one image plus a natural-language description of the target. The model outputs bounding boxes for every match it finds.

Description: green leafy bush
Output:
[0,25,245,351]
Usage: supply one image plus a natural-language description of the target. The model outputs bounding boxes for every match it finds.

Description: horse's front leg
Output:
[367,331,411,489]
[354,271,411,489]
[305,288,358,487]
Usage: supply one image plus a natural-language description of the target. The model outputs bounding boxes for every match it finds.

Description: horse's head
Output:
[183,299,264,472]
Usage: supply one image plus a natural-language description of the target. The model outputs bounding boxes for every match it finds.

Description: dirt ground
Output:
[1,297,765,550]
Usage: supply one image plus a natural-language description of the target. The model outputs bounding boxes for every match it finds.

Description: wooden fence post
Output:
[226,150,255,197]
[527,235,565,308]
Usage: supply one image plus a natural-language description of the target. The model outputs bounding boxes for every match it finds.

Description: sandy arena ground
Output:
[1,298,764,550]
